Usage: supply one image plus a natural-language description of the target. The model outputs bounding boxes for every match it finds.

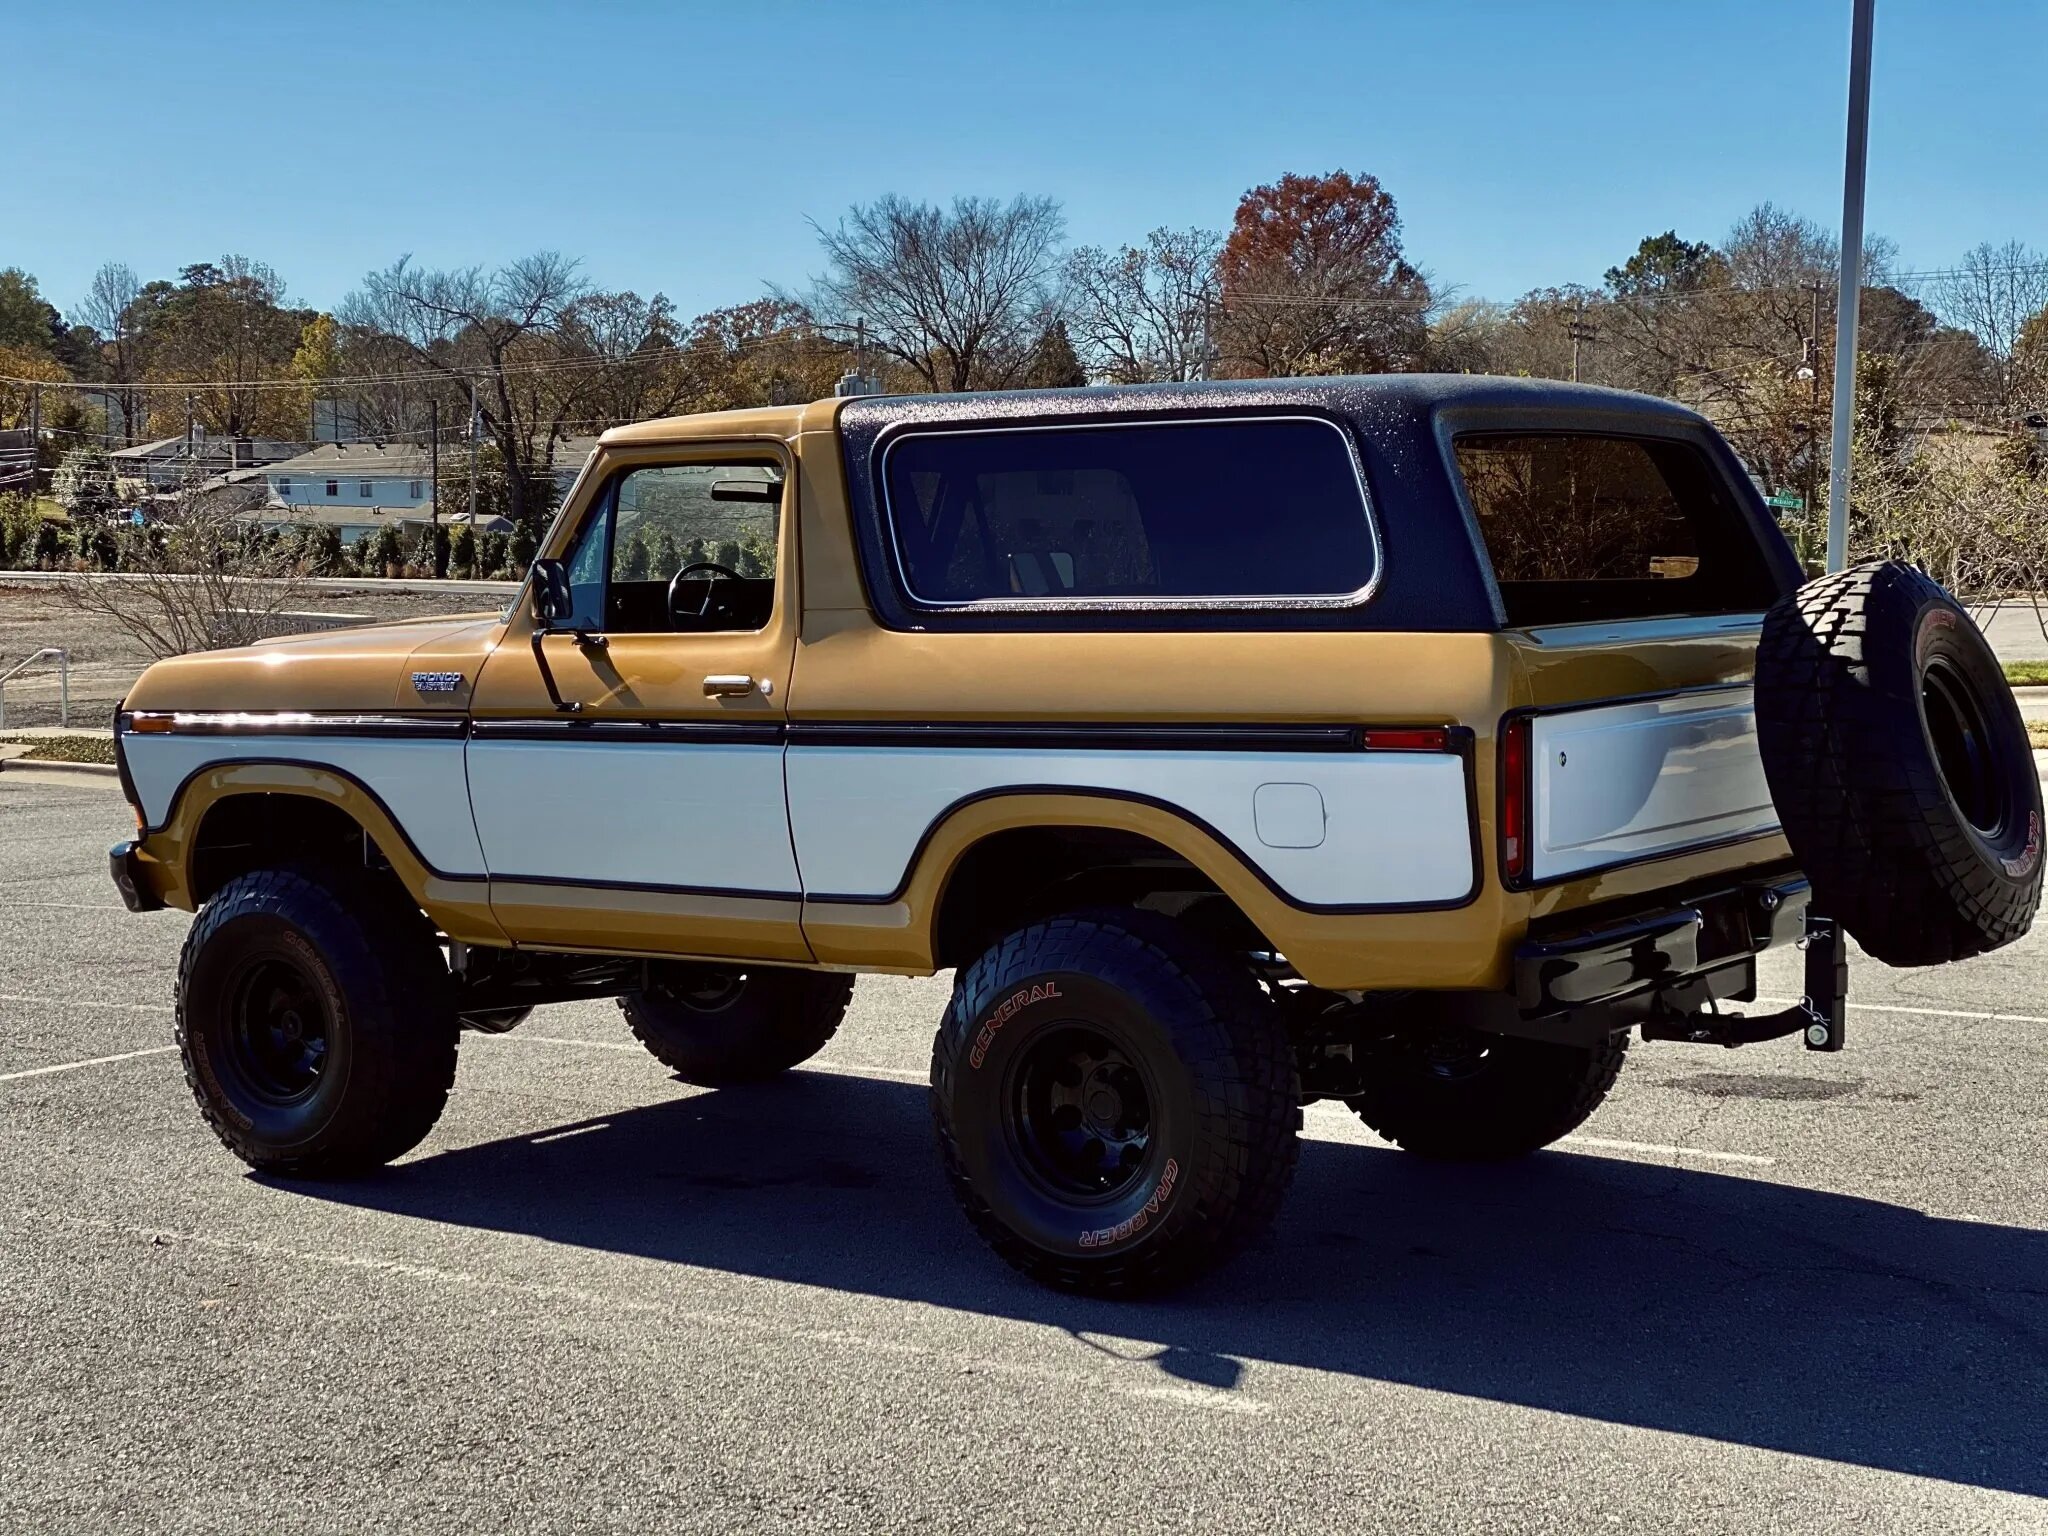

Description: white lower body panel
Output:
[1529,686,1778,882]
[786,746,1474,908]
[123,734,486,876]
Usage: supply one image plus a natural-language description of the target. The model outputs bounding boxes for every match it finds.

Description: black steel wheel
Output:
[620,963,853,1086]
[177,866,458,1176]
[932,908,1300,1296]
[221,955,331,1106]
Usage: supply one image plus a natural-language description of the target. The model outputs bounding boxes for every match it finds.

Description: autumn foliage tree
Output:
[1214,170,1432,378]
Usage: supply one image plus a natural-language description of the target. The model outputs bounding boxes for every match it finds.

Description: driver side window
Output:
[564,459,784,634]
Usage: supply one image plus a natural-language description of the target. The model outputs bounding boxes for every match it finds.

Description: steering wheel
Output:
[667,560,742,626]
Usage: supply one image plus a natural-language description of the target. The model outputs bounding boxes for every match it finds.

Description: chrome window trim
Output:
[874,413,1385,613]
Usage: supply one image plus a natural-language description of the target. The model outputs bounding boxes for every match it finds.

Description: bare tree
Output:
[1066,228,1222,383]
[341,253,588,538]
[1932,242,2048,413]
[808,195,1067,392]
[73,262,145,444]
[58,488,308,657]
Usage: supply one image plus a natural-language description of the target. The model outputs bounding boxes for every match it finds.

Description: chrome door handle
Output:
[703,674,762,698]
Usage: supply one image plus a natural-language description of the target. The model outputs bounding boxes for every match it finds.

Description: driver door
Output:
[466,442,808,962]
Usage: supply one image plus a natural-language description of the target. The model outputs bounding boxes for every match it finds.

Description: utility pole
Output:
[429,400,440,522]
[1826,0,1877,573]
[26,385,38,495]
[466,382,479,530]
[1567,315,1598,384]
[1803,280,1825,528]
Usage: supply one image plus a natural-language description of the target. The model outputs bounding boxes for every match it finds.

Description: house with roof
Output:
[109,436,307,493]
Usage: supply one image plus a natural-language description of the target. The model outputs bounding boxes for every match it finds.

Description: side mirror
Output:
[533,558,572,625]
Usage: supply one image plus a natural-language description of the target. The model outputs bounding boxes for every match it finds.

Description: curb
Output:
[0,758,120,779]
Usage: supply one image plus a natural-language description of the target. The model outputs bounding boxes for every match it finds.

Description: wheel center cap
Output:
[1086,1088,1122,1124]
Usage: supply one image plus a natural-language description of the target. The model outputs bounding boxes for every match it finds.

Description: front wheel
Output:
[620,964,853,1086]
[177,867,459,1176]
[932,909,1301,1296]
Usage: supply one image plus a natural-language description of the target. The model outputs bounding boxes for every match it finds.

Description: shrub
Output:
[477,530,510,579]
[0,494,41,568]
[620,529,651,580]
[651,528,681,577]
[365,524,403,577]
[449,523,476,578]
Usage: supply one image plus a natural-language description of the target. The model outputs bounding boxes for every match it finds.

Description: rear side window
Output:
[1452,433,1779,627]
[882,418,1376,606]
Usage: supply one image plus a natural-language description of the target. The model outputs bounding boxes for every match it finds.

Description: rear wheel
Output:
[620,963,854,1086]
[177,866,458,1176]
[1348,1025,1626,1161]
[932,909,1300,1295]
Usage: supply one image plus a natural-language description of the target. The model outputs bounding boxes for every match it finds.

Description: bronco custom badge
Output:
[410,671,464,694]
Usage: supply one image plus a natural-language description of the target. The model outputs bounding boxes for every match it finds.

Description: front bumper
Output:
[1514,867,1810,1016]
[108,840,164,913]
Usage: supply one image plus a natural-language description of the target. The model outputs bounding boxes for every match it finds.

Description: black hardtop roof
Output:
[840,374,1706,434]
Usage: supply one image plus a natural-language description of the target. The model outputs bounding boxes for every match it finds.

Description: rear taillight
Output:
[1500,716,1531,884]
[1361,727,1450,752]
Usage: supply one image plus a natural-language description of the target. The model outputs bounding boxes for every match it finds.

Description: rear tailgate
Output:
[1524,681,1777,883]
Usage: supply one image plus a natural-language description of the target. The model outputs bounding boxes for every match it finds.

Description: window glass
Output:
[1452,433,1779,626]
[555,460,783,635]
[883,418,1374,605]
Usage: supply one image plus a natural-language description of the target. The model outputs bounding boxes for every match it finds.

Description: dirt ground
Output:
[0,581,505,729]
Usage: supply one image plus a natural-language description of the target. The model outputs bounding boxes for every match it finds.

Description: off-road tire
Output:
[176,866,458,1176]
[932,909,1301,1296]
[620,965,854,1086]
[1348,1029,1627,1161]
[1756,560,2043,967]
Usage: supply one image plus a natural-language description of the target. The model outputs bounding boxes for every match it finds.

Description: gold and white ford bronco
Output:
[109,378,2042,1293]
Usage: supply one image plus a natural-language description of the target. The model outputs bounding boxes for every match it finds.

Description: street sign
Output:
[1767,492,1805,511]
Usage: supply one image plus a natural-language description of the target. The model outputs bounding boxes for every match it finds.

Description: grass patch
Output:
[2029,723,2048,751]
[2005,660,2048,686]
[0,734,116,764]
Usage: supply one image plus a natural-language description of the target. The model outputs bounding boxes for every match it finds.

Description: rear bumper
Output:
[108,840,164,913]
[1514,866,1809,1016]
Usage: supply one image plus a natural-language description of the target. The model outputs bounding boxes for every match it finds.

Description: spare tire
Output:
[1756,560,2042,967]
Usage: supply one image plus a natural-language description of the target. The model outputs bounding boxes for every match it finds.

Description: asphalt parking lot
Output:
[3,770,2045,1534]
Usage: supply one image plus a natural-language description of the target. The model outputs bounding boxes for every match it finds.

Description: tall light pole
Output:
[1825,0,1876,573]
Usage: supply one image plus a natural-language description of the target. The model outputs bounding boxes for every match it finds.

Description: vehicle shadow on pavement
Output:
[300,1068,2047,1496]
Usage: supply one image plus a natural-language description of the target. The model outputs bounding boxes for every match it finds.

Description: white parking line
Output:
[0,992,172,1013]
[0,1045,178,1082]
[0,902,134,912]
[1558,1135,1774,1167]
[511,1036,1779,1166]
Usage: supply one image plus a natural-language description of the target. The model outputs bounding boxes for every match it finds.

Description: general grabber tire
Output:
[620,964,854,1086]
[176,866,458,1177]
[1347,1028,1627,1161]
[931,909,1301,1296]
[1756,560,2044,967]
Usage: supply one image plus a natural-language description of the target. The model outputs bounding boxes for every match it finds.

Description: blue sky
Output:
[10,1,2045,319]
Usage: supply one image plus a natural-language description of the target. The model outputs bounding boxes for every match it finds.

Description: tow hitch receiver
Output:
[1642,913,1848,1052]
